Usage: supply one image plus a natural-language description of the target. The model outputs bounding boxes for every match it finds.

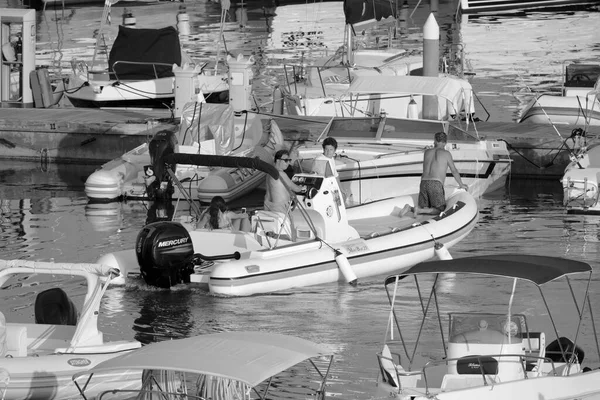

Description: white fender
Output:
[335,250,357,285]
[434,242,452,260]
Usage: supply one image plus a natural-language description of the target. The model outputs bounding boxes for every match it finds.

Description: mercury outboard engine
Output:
[145,129,177,201]
[135,221,195,288]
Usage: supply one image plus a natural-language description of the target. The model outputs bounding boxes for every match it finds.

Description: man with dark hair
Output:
[401,132,468,216]
[312,137,339,178]
[264,149,306,213]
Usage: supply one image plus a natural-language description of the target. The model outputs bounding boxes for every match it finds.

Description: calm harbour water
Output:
[1,1,600,398]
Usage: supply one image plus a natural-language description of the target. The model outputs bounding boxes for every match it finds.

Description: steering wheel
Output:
[570,73,591,82]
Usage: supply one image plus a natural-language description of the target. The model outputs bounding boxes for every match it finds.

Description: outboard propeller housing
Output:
[146,129,177,201]
[135,221,195,288]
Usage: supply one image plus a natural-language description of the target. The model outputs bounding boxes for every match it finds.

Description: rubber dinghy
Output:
[97,154,479,296]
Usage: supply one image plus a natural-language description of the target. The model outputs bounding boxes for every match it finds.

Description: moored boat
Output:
[519,63,600,126]
[97,154,479,296]
[562,141,600,214]
[459,0,600,14]
[375,254,600,400]
[295,113,512,204]
[73,331,334,400]
[64,25,228,109]
[84,103,284,203]
[0,260,141,400]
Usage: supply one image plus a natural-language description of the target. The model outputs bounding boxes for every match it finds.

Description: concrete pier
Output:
[0,108,174,164]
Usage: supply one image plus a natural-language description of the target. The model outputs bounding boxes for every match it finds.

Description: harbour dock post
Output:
[227,54,255,113]
[173,64,203,119]
[0,8,36,108]
[422,13,439,120]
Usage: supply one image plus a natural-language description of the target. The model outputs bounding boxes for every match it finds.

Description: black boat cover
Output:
[108,26,182,80]
[343,0,396,26]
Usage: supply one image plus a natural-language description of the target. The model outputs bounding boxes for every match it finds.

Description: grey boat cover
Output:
[109,25,182,80]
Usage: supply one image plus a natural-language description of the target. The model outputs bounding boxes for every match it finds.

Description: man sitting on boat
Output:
[264,149,307,213]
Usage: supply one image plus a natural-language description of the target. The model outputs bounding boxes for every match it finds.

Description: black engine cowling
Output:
[135,221,195,288]
[146,129,177,201]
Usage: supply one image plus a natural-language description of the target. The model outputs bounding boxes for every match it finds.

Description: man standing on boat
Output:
[401,132,468,216]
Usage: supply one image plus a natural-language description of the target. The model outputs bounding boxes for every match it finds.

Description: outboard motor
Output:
[145,129,177,201]
[135,221,195,288]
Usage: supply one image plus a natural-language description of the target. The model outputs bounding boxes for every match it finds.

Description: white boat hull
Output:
[519,93,600,126]
[98,191,478,296]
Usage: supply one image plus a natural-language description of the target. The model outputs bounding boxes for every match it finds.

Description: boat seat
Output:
[34,288,78,326]
[4,325,27,357]
[440,373,500,392]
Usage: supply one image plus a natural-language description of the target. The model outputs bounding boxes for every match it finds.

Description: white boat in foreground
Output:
[295,114,511,205]
[97,154,479,296]
[84,103,284,203]
[73,331,334,400]
[459,0,600,14]
[519,63,600,126]
[0,260,141,400]
[375,254,600,400]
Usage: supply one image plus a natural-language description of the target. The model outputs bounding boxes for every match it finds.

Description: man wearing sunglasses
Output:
[264,149,307,213]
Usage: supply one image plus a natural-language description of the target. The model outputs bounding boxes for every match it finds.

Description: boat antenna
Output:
[214,0,230,72]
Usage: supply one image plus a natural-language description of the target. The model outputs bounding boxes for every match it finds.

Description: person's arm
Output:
[280,171,306,193]
[447,153,468,190]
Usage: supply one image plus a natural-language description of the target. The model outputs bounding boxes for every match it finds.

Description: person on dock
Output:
[401,131,468,217]
[199,196,251,232]
[265,149,306,214]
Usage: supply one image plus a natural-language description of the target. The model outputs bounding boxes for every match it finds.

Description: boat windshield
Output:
[295,158,335,178]
[449,312,528,344]
[322,117,478,143]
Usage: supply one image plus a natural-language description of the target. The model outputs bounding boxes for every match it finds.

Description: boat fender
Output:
[434,242,452,260]
[272,86,284,115]
[407,96,418,119]
[122,10,136,27]
[335,249,357,285]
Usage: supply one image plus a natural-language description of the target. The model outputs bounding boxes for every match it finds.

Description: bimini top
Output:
[73,331,332,387]
[385,254,592,286]
[163,154,280,180]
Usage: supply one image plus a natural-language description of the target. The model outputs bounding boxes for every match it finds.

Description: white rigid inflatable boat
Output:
[0,260,141,400]
[97,155,479,296]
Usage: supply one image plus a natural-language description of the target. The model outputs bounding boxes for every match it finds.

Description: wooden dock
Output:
[0,107,175,165]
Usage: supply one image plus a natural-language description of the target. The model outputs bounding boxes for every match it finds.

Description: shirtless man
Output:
[264,149,306,213]
[401,132,468,216]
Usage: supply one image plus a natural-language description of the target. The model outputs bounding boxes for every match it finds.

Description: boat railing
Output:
[419,354,557,394]
[378,352,559,395]
[111,60,178,81]
[563,176,599,209]
[283,63,353,97]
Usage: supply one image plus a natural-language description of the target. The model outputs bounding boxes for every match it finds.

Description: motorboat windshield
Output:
[317,116,479,144]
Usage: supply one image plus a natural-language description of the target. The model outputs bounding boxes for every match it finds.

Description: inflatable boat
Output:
[97,154,479,296]
[84,104,284,203]
[0,260,141,400]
